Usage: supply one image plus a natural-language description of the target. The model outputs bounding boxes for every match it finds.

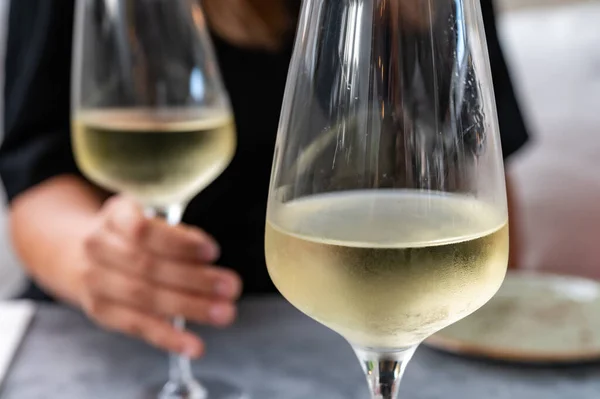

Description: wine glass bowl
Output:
[265,192,508,350]
[71,0,235,208]
[265,0,509,397]
[72,108,236,207]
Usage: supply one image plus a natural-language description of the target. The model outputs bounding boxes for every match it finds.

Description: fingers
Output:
[78,195,242,358]
[80,196,241,357]
[85,230,242,299]
[84,266,237,328]
[82,298,204,358]
[103,196,219,262]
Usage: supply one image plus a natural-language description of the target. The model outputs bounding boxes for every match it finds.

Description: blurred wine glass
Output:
[265,0,509,397]
[71,1,242,398]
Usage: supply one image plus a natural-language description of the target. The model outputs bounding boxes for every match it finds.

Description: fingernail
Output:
[209,304,233,325]
[199,243,220,261]
[184,341,202,358]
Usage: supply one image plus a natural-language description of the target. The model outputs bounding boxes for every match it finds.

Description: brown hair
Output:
[202,0,298,51]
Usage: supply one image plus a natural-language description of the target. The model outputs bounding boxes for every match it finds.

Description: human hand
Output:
[76,195,242,358]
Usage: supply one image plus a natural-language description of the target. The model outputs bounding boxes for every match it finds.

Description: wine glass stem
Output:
[353,345,418,399]
[144,204,193,386]
[169,316,194,382]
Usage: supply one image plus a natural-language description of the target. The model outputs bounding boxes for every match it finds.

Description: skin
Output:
[203,0,294,51]
[10,176,241,358]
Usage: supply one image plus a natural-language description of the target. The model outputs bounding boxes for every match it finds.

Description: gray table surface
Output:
[2,297,600,399]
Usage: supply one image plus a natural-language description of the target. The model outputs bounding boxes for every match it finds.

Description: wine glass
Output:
[71,1,243,398]
[265,0,509,398]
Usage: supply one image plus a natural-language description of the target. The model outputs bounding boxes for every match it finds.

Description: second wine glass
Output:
[71,1,242,398]
[265,0,509,398]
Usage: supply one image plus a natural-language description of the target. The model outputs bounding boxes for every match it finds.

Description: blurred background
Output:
[499,0,600,280]
[0,0,599,297]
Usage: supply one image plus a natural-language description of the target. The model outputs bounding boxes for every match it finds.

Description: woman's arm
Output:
[9,174,238,359]
[1,1,94,304]
[9,176,105,306]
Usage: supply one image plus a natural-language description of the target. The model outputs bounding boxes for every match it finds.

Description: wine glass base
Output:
[147,377,248,399]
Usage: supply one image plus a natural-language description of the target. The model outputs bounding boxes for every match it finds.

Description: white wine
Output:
[265,191,508,349]
[72,108,236,205]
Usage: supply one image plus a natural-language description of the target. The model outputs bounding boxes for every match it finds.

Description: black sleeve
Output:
[481,0,530,159]
[0,0,80,204]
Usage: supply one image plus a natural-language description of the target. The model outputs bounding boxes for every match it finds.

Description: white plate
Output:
[0,301,35,385]
[425,271,600,364]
